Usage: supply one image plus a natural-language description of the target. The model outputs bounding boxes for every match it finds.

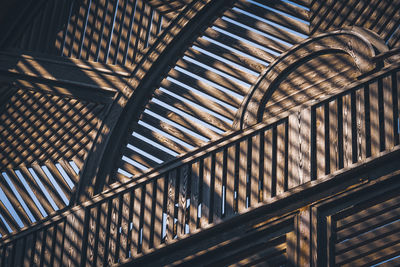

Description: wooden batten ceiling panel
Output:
[4,0,169,66]
[0,83,106,235]
[310,0,400,48]
[116,0,310,180]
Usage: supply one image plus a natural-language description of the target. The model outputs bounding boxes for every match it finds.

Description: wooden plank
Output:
[58,160,79,185]
[62,209,85,266]
[225,145,236,217]
[145,101,219,142]
[213,17,289,54]
[342,93,353,168]
[153,176,165,247]
[238,139,248,212]
[184,46,258,85]
[234,0,309,35]
[136,2,152,60]
[130,186,143,256]
[71,0,89,58]
[13,236,25,267]
[263,128,274,200]
[98,0,117,62]
[369,80,381,156]
[328,100,339,173]
[165,170,177,242]
[298,208,311,267]
[288,108,311,189]
[31,164,64,209]
[175,57,249,97]
[45,162,73,200]
[140,111,206,148]
[315,105,326,178]
[107,196,121,265]
[177,165,189,237]
[338,231,400,266]
[23,233,35,267]
[96,201,110,266]
[223,8,304,45]
[276,122,287,194]
[135,123,189,155]
[63,0,77,57]
[119,0,136,64]
[213,150,224,221]
[355,88,366,162]
[80,0,97,60]
[201,155,212,227]
[167,68,242,108]
[159,77,235,121]
[126,0,144,64]
[32,229,44,266]
[3,242,15,267]
[5,169,43,221]
[0,172,32,226]
[383,74,395,149]
[118,192,131,260]
[142,181,155,253]
[51,220,64,267]
[0,190,19,232]
[189,161,200,232]
[193,37,265,73]
[108,0,127,64]
[43,226,55,267]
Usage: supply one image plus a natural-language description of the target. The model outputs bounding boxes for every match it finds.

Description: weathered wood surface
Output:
[0,61,398,265]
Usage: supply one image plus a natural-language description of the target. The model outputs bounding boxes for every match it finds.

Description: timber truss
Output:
[0,0,400,266]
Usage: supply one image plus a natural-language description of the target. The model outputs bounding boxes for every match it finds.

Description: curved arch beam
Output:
[233,29,381,130]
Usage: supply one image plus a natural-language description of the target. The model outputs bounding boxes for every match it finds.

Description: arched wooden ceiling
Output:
[0,0,399,237]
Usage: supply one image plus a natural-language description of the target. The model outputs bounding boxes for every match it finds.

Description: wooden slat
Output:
[263,128,274,200]
[383,75,395,149]
[225,145,236,217]
[108,0,127,64]
[214,17,289,54]
[176,57,249,97]
[119,0,136,64]
[177,165,189,237]
[213,150,224,222]
[0,173,32,226]
[194,37,265,73]
[153,89,231,131]
[165,170,177,242]
[126,133,174,163]
[146,100,220,141]
[32,229,43,266]
[276,122,286,195]
[31,164,64,209]
[167,68,242,108]
[160,74,236,120]
[0,196,19,233]
[62,209,84,266]
[250,133,260,206]
[118,192,131,260]
[315,105,325,178]
[88,0,105,61]
[238,139,248,212]
[342,93,353,168]
[43,226,55,267]
[71,0,89,58]
[153,176,165,247]
[53,220,65,267]
[44,162,73,200]
[126,0,143,64]
[355,88,366,162]
[189,161,200,232]
[329,100,339,173]
[58,160,79,185]
[234,0,309,36]
[223,8,304,45]
[98,0,117,62]
[85,206,98,267]
[369,80,381,156]
[97,201,110,266]
[130,186,143,256]
[122,144,158,169]
[23,233,35,267]
[135,125,189,155]
[288,108,311,189]
[81,0,97,60]
[136,2,152,60]
[13,235,25,267]
[338,231,400,266]
[5,169,43,222]
[107,196,120,265]
[201,155,212,227]
[140,111,206,148]
[184,46,258,85]
[142,181,154,253]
